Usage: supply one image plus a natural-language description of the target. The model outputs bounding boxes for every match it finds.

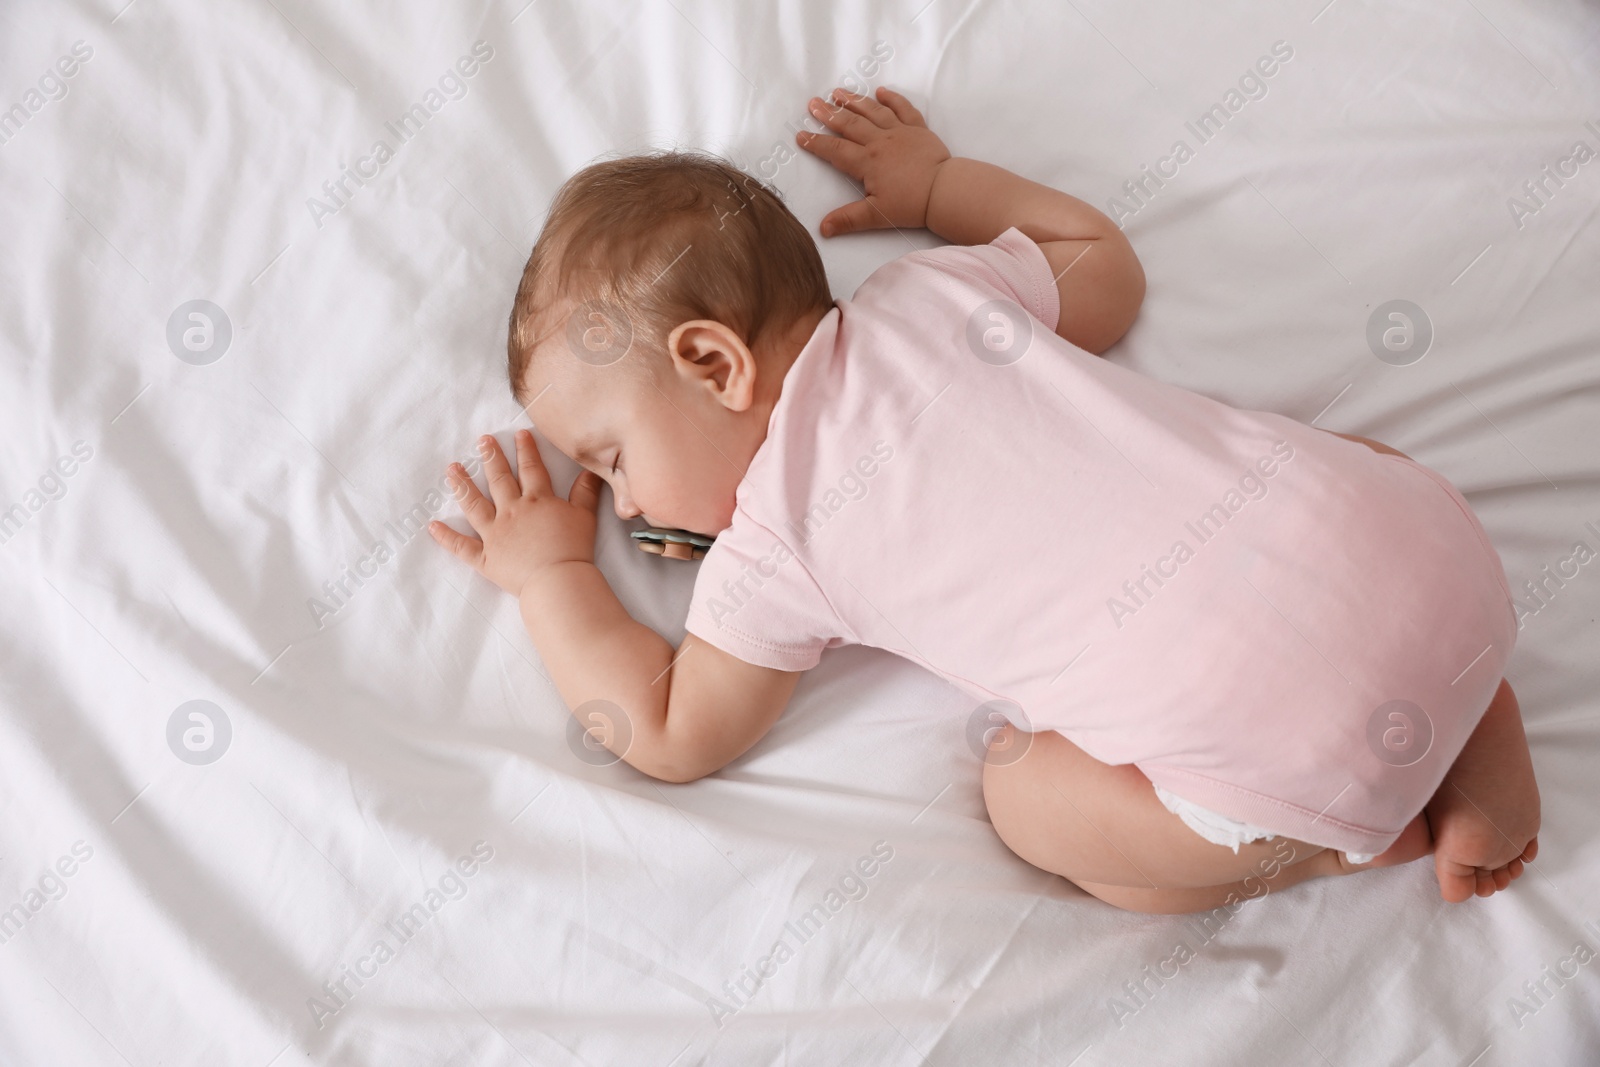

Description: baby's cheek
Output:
[673,470,734,534]
[706,477,742,533]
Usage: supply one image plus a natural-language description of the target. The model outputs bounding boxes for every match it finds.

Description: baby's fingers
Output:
[808,94,875,141]
[514,429,553,498]
[447,464,495,532]
[480,435,521,508]
[829,87,897,129]
[427,520,484,568]
[820,196,889,238]
[568,469,603,513]
[797,128,865,180]
[875,86,926,127]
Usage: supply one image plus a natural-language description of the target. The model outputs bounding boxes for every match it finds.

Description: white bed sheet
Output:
[3,0,1599,1063]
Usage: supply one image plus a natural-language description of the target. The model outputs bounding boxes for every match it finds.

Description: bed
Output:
[3,0,1598,1062]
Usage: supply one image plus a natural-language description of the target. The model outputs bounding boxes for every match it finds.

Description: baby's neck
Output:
[752,304,833,424]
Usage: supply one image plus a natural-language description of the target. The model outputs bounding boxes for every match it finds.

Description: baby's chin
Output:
[649,502,734,539]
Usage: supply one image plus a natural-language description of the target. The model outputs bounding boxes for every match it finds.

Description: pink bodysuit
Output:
[683,227,1517,858]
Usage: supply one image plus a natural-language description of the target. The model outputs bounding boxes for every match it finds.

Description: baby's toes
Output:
[1436,854,1481,903]
[1490,856,1528,890]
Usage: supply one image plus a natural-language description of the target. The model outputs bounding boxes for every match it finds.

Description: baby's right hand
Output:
[796,86,952,237]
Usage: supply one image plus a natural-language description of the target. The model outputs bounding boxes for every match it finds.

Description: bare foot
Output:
[1422,680,1541,902]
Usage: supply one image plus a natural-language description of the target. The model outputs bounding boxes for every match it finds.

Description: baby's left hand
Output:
[797,86,951,236]
[429,431,604,597]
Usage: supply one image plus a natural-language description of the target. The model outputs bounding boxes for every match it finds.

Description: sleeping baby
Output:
[430,86,1541,915]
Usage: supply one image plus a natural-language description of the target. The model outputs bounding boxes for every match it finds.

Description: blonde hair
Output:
[506,149,833,405]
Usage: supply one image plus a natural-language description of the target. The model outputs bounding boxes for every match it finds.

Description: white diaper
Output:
[1152,783,1375,865]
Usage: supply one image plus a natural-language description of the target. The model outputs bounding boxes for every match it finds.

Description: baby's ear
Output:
[669,320,757,408]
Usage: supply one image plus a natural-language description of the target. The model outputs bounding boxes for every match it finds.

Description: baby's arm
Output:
[926,158,1144,354]
[430,432,802,782]
[798,86,1145,354]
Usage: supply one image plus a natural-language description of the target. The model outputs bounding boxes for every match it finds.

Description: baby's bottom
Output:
[983,677,1537,913]
[979,722,1426,914]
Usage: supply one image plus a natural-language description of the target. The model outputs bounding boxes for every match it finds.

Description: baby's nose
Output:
[612,490,641,520]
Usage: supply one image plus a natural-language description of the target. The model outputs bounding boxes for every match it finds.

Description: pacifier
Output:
[630,526,715,561]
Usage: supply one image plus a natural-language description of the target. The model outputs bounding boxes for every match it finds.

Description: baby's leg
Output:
[981,725,1431,914]
[1425,679,1540,901]
[1070,851,1341,915]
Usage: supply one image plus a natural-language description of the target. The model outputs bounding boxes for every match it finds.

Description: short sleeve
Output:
[902,226,1061,332]
[683,505,849,672]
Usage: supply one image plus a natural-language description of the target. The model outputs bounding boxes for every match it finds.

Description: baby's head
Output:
[507,150,833,538]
